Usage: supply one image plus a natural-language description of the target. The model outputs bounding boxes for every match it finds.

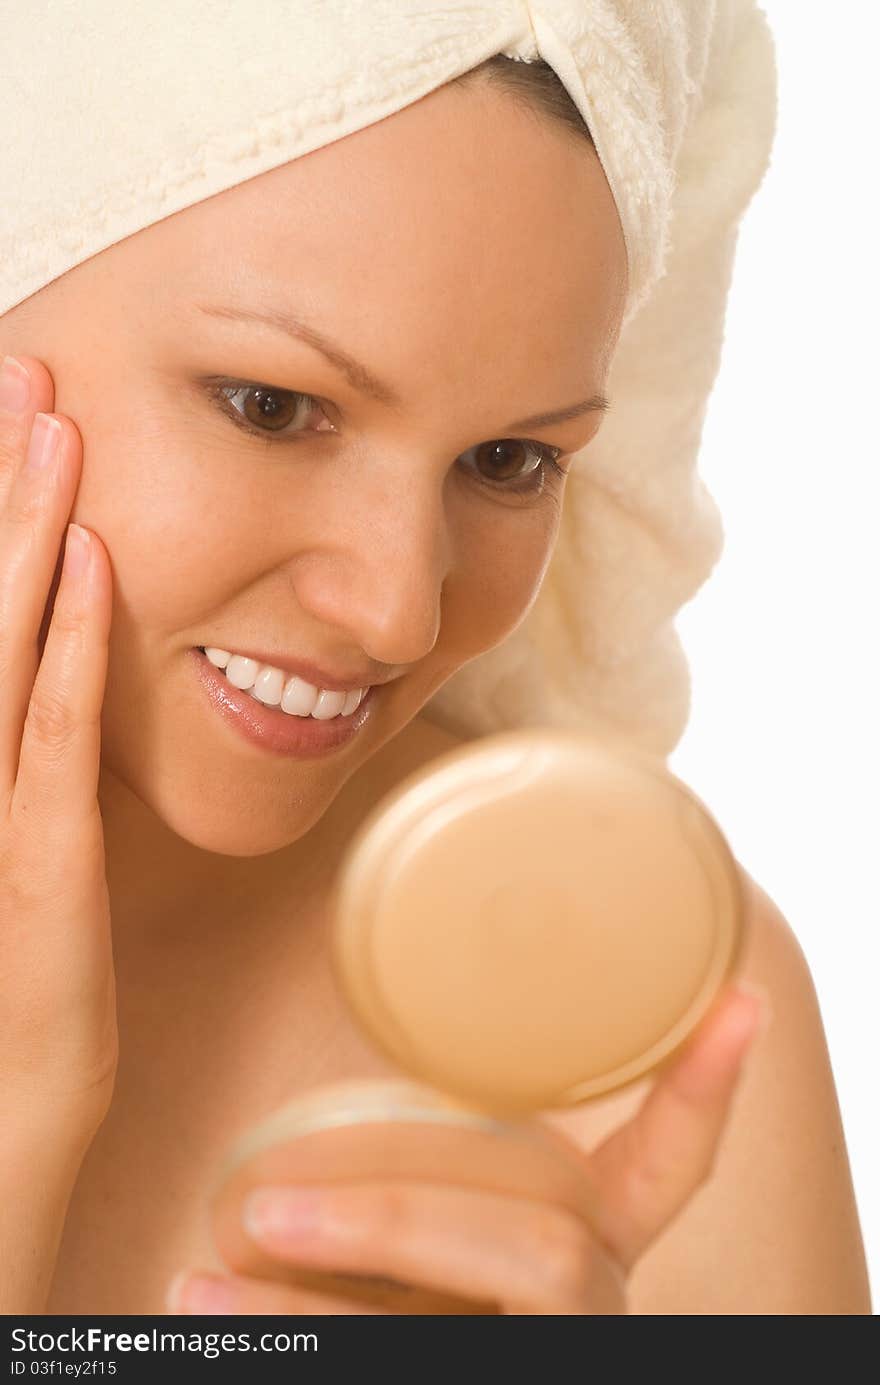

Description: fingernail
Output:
[243,1185,325,1243]
[166,1270,236,1315]
[0,355,31,413]
[165,1270,189,1313]
[64,523,92,584]
[25,412,62,471]
[733,982,773,1042]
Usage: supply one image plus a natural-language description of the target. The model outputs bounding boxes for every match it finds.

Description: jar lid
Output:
[331,729,745,1113]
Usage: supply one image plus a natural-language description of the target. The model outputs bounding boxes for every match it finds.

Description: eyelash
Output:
[201,377,568,498]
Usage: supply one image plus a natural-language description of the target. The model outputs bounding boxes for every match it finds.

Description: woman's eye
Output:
[203,378,566,497]
[461,439,567,497]
[206,379,334,437]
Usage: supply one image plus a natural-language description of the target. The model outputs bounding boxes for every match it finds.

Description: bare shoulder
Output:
[623,863,873,1314]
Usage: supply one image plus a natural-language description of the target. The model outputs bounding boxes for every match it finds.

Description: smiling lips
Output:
[191,646,377,760]
[200,646,368,719]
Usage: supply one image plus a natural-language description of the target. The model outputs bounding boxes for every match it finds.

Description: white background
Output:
[668,1,878,1309]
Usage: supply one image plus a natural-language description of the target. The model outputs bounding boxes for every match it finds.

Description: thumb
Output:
[581,982,769,1273]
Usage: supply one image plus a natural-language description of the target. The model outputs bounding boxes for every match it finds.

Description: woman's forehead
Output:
[82,80,624,317]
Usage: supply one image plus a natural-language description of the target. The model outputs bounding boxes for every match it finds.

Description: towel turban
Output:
[0,0,778,760]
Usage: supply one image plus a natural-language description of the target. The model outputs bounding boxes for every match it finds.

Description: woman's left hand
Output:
[167,1177,628,1315]
[165,981,764,1316]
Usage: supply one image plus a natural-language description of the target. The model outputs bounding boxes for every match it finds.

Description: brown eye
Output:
[206,379,333,437]
[471,439,543,485]
[461,438,565,495]
[240,385,301,431]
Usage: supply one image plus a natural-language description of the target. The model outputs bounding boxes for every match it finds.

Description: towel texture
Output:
[0,0,777,759]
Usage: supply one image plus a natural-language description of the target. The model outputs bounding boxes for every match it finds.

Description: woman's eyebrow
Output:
[195,302,611,429]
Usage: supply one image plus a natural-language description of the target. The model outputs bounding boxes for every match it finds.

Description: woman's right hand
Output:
[0,354,118,1137]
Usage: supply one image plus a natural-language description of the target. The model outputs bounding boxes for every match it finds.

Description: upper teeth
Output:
[202,648,367,719]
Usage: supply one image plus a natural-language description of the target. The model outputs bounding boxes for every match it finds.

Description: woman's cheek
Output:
[448,501,561,657]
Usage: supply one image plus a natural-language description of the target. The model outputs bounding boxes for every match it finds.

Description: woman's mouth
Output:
[189,647,377,758]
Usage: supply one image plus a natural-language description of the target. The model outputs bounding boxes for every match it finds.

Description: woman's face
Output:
[2,79,626,860]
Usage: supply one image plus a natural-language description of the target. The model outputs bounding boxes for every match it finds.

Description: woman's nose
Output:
[289,470,452,669]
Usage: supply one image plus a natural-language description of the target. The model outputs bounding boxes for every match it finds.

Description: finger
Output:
[0,355,54,508]
[0,357,79,799]
[12,517,113,841]
[167,1269,389,1316]
[237,1179,620,1314]
[583,982,766,1272]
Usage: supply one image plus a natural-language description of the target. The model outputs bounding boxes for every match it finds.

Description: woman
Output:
[0,2,871,1313]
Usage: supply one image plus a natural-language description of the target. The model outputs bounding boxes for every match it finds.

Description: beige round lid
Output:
[331,729,745,1114]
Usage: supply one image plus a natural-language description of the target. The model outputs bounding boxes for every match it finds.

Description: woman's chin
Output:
[99,757,346,860]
